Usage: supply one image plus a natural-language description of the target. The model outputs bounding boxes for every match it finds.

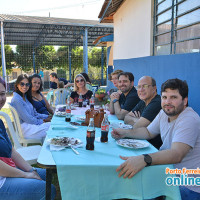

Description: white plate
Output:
[47,137,82,147]
[116,139,149,149]
[54,111,66,117]
[75,116,86,122]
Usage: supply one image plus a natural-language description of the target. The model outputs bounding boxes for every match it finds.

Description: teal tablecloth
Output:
[47,111,181,200]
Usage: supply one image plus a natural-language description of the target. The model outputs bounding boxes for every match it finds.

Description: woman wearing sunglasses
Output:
[11,74,51,140]
[70,74,93,103]
[28,74,54,115]
[0,76,56,200]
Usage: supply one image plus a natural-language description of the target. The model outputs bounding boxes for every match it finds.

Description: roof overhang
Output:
[93,34,113,46]
[98,0,125,23]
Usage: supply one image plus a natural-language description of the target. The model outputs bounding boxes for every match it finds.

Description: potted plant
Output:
[95,88,106,101]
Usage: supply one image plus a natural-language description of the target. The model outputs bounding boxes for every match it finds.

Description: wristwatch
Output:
[113,99,119,104]
[29,167,37,172]
[143,154,152,167]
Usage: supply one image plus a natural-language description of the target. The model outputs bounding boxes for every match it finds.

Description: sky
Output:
[0,0,105,20]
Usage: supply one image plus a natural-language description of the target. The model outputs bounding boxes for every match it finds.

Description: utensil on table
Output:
[68,144,79,155]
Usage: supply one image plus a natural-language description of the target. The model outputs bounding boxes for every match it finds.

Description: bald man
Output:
[124,76,162,149]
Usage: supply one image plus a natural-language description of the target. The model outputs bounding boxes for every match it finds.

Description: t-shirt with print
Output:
[119,87,140,112]
[147,107,200,193]
[70,90,93,103]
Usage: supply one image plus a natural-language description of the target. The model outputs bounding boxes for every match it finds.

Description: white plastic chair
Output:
[0,111,42,165]
[8,103,43,146]
[53,88,70,107]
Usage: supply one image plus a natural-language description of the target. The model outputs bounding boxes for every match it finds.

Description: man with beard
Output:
[111,78,200,200]
[110,72,140,120]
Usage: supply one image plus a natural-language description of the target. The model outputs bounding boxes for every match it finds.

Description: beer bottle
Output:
[86,117,95,150]
[100,114,109,143]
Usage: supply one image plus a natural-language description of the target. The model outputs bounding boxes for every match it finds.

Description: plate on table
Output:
[48,137,82,147]
[54,111,66,117]
[75,116,86,122]
[110,122,133,129]
[116,139,149,149]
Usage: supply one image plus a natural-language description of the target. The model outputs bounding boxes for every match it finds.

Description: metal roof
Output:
[0,14,113,46]
[98,0,125,23]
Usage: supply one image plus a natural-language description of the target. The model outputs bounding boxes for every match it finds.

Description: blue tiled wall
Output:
[114,53,200,115]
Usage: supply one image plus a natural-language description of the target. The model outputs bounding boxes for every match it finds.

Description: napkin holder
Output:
[81,108,105,128]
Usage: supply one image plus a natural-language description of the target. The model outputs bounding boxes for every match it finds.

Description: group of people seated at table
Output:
[108,70,200,200]
[1,67,200,200]
[0,76,56,200]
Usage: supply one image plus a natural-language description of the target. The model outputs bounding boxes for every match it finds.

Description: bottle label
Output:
[90,99,94,104]
[66,109,71,114]
[101,125,109,131]
[87,130,95,137]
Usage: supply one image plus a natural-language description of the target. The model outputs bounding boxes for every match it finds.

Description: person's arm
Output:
[124,111,151,128]
[109,92,120,115]
[113,101,129,120]
[11,99,44,125]
[0,149,41,180]
[64,82,74,88]
[11,148,32,172]
[42,95,54,115]
[116,142,191,179]
[111,126,155,140]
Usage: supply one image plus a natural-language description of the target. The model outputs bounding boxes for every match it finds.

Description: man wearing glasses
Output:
[112,79,200,200]
[124,76,162,149]
[110,72,140,120]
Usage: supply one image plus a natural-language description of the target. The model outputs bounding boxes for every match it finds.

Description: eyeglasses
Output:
[136,84,152,90]
[20,82,30,87]
[76,79,84,83]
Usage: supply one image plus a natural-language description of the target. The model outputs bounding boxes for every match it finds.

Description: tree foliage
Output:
[0,45,15,72]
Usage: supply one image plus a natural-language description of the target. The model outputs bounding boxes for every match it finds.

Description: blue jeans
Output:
[180,186,200,200]
[0,168,56,200]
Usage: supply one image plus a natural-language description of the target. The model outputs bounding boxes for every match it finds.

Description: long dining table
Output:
[37,106,181,200]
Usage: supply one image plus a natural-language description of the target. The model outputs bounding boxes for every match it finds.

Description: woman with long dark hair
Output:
[28,74,54,115]
[0,76,56,199]
[11,74,51,140]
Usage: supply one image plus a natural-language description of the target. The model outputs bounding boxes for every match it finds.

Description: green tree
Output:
[35,46,57,71]
[57,46,69,69]
[0,45,15,73]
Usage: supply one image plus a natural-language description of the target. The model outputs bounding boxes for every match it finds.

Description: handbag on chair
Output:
[82,108,105,128]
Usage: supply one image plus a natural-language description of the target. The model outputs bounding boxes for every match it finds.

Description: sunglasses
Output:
[20,82,30,87]
[76,79,84,83]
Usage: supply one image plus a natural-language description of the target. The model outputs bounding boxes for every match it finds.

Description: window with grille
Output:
[153,0,200,55]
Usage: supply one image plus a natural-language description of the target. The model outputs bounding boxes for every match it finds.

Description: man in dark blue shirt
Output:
[110,72,140,120]
[49,72,69,89]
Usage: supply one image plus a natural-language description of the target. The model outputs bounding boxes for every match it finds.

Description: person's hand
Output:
[111,128,126,139]
[24,171,42,180]
[116,155,146,178]
[64,82,71,88]
[43,116,52,122]
[110,92,120,101]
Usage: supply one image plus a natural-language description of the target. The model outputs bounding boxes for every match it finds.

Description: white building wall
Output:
[113,0,153,60]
